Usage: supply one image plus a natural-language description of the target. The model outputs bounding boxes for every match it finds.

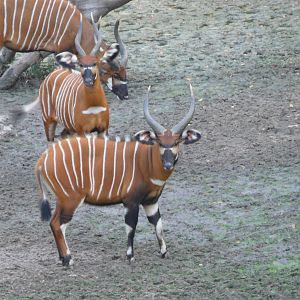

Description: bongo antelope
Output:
[38,19,117,141]
[36,84,201,266]
[0,0,128,99]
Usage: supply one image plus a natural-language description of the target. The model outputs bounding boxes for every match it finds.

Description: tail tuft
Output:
[10,97,39,124]
[40,199,52,221]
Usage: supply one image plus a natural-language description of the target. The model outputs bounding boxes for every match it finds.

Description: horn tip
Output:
[96,16,102,27]
[148,85,151,92]
[189,83,194,97]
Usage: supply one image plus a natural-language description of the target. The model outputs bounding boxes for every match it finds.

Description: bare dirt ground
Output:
[0,0,299,299]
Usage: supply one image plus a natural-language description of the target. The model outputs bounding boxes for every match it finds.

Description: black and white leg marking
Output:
[59,214,73,266]
[124,204,139,262]
[48,122,57,142]
[143,203,167,258]
[59,198,85,266]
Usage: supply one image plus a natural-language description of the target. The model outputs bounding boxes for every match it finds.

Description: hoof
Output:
[127,255,135,263]
[161,251,169,259]
[60,128,71,137]
[61,255,73,266]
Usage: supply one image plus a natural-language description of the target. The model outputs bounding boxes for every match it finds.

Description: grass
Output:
[22,57,56,82]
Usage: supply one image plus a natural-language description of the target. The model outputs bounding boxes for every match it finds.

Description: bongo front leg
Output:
[143,203,167,258]
[44,121,57,142]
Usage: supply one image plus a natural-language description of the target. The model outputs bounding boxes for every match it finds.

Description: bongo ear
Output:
[181,129,201,144]
[55,52,78,69]
[134,130,157,145]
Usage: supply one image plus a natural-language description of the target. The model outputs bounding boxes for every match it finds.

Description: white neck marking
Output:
[150,178,166,187]
[82,106,107,114]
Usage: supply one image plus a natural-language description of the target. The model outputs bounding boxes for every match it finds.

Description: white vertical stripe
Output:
[56,73,69,124]
[36,0,57,48]
[43,72,52,119]
[108,140,118,199]
[17,0,27,45]
[51,70,69,117]
[41,68,63,120]
[96,137,107,200]
[43,0,64,49]
[53,1,70,45]
[51,69,69,100]
[55,71,73,125]
[58,72,75,128]
[42,71,56,119]
[53,144,69,197]
[66,73,80,130]
[3,0,7,37]
[127,142,139,193]
[66,139,79,188]
[42,73,52,119]
[10,0,18,40]
[57,75,70,127]
[54,82,63,124]
[58,141,75,191]
[27,0,47,49]
[20,0,39,50]
[72,80,83,127]
[43,150,56,191]
[69,75,81,129]
[66,73,77,130]
[76,137,84,189]
[34,0,53,49]
[87,135,93,194]
[40,80,47,122]
[57,7,77,46]
[67,75,76,129]
[117,141,127,196]
[91,135,96,196]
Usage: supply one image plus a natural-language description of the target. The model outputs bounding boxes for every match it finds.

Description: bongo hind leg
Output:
[50,196,85,266]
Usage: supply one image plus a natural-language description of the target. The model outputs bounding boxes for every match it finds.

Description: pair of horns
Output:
[144,84,196,135]
[75,14,128,65]
[75,14,102,56]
